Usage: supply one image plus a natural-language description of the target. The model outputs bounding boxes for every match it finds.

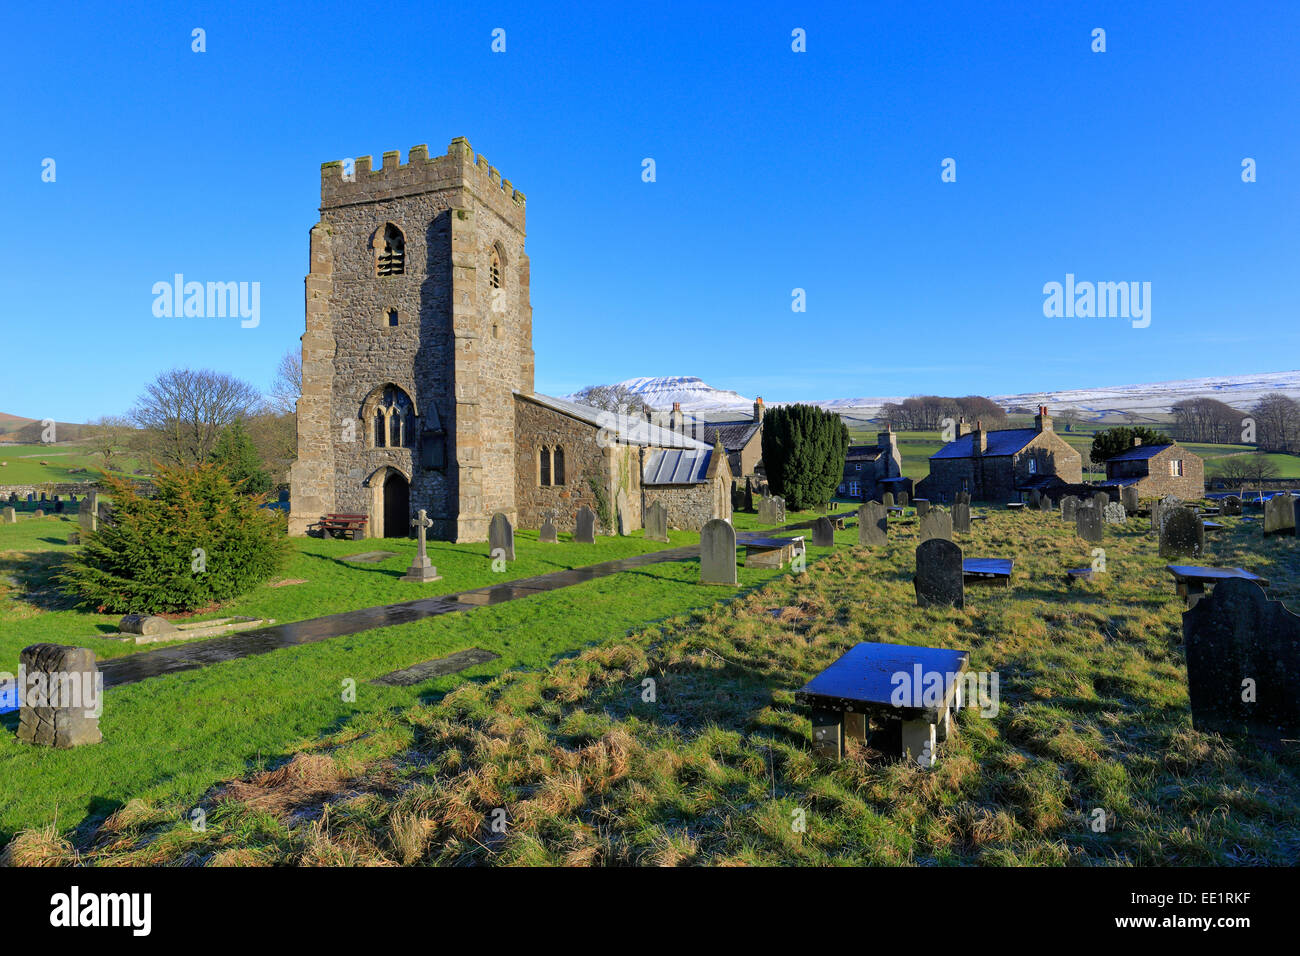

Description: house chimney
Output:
[1132,437,1142,447]
[1035,405,1053,433]
[878,426,901,478]
[753,396,765,423]
[669,402,683,433]
[957,417,972,437]
[973,419,987,455]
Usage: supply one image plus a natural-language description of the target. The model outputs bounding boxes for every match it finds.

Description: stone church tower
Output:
[289,138,534,542]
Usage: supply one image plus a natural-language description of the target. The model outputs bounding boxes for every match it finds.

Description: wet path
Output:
[96,542,705,689]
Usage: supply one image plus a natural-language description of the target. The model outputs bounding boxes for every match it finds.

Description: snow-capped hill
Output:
[574,376,756,412]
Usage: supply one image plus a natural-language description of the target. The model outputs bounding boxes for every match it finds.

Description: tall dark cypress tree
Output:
[760,404,849,510]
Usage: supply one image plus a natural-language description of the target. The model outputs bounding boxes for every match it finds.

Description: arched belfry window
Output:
[375,223,405,277]
[489,245,502,289]
[361,384,416,449]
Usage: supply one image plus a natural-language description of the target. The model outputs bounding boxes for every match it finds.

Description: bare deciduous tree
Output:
[130,369,262,466]
[85,415,137,471]
[572,383,652,415]
[270,348,302,416]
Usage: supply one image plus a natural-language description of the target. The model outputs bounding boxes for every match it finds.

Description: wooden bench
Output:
[963,557,1013,587]
[312,513,369,540]
[1166,565,1267,607]
[738,534,805,569]
[795,641,970,767]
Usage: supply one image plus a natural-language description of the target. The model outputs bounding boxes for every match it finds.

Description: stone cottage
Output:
[917,406,1082,502]
[683,398,766,478]
[289,138,730,540]
[1104,440,1204,500]
[837,429,904,502]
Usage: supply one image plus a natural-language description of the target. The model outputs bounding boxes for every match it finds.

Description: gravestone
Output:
[882,492,895,507]
[857,502,887,546]
[913,538,964,609]
[2,507,14,524]
[1263,494,1295,535]
[539,515,558,544]
[952,501,971,533]
[919,509,953,543]
[1159,506,1204,558]
[699,518,737,586]
[1061,496,1080,521]
[575,505,597,544]
[1039,492,1055,511]
[1121,485,1139,515]
[489,512,515,561]
[119,614,178,636]
[956,491,971,505]
[54,497,64,514]
[616,489,632,536]
[401,509,441,582]
[644,500,668,543]
[812,516,835,548]
[1094,492,1110,511]
[1028,490,1042,510]
[1102,502,1127,526]
[16,644,103,748]
[898,492,909,508]
[1184,578,1300,743]
[78,492,99,535]
[743,479,754,513]
[769,495,786,523]
[1221,495,1242,516]
[33,509,44,518]
[1075,505,1103,543]
[915,499,930,518]
[758,496,775,524]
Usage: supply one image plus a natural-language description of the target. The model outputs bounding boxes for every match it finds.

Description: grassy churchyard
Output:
[3,503,1298,865]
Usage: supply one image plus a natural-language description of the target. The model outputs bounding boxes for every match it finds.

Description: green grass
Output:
[0,442,140,485]
[6,505,1299,865]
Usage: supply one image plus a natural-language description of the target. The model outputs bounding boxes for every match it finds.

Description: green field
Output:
[0,442,141,486]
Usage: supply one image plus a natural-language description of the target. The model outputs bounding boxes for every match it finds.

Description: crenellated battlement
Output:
[319,137,526,224]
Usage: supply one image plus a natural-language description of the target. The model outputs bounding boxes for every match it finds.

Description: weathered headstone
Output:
[1184,578,1300,743]
[616,488,632,536]
[1060,496,1080,522]
[913,538,964,609]
[1094,492,1110,511]
[952,501,971,533]
[812,516,835,548]
[955,491,970,506]
[1102,502,1127,526]
[1221,495,1242,516]
[1028,490,1042,510]
[699,518,737,586]
[882,492,895,508]
[1121,485,1139,515]
[644,500,668,543]
[857,502,887,546]
[401,509,441,582]
[1263,494,1295,535]
[919,509,953,543]
[34,509,44,518]
[119,614,178,636]
[1038,492,1054,511]
[539,515,558,543]
[575,505,597,544]
[915,499,930,518]
[2,507,14,524]
[758,496,775,524]
[489,512,515,560]
[743,479,754,513]
[898,492,909,508]
[1159,506,1204,558]
[1076,505,1103,543]
[78,491,99,535]
[16,644,102,748]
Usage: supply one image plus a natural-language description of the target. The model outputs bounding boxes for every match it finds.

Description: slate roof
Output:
[643,447,714,485]
[698,420,761,453]
[516,392,709,450]
[846,444,884,462]
[1106,443,1174,462]
[931,428,1038,460]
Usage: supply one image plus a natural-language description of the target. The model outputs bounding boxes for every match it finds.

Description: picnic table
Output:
[795,641,970,767]
[737,533,805,569]
[312,513,369,540]
[963,557,1013,586]
[1165,565,1268,606]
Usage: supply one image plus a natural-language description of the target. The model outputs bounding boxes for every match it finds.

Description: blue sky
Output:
[1,0,1297,421]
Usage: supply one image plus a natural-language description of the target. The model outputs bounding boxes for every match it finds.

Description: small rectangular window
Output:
[388,310,398,327]
[1170,459,1183,476]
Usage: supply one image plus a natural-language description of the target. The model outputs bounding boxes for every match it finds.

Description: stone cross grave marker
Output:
[919,508,953,543]
[1159,506,1204,558]
[17,643,102,748]
[914,538,964,609]
[401,510,442,582]
[1076,504,1103,543]
[489,512,515,561]
[699,518,737,586]
[575,505,597,544]
[1102,502,1127,526]
[1263,494,1295,535]
[1184,578,1300,743]
[952,501,971,533]
[644,500,668,542]
[858,502,887,546]
[812,516,835,548]
[539,514,558,543]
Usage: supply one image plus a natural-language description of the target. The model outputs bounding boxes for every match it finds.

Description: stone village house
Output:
[837,429,905,502]
[916,406,1082,502]
[289,138,730,541]
[1103,439,1204,500]
[680,399,766,479]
